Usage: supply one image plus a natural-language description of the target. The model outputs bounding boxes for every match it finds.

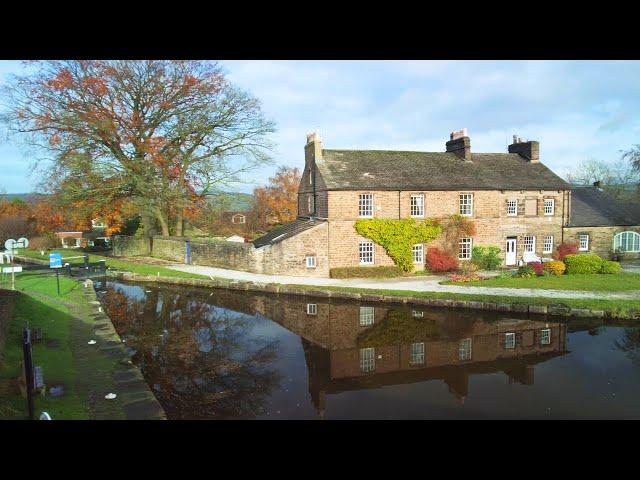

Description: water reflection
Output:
[95,280,640,419]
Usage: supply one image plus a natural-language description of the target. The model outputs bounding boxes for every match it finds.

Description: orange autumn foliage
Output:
[252,166,301,226]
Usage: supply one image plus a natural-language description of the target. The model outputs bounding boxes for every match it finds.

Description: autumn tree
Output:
[251,166,301,229]
[1,61,275,237]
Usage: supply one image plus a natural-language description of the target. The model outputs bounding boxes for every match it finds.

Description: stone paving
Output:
[165,264,640,300]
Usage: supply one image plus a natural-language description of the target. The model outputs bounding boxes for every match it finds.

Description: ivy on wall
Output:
[354,218,442,272]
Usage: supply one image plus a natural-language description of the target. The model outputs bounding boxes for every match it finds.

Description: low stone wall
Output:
[110,271,636,320]
[151,237,186,262]
[113,236,150,257]
[191,239,260,272]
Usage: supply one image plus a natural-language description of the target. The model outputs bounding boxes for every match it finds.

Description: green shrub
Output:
[330,266,404,279]
[564,254,604,274]
[471,246,501,270]
[517,265,536,278]
[354,218,442,273]
[544,260,566,276]
[600,260,622,274]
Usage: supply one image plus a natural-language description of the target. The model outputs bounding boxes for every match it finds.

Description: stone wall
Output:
[261,222,329,277]
[563,225,640,259]
[151,237,186,262]
[112,235,150,256]
[191,239,260,272]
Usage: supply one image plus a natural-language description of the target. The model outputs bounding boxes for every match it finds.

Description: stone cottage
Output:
[564,182,640,260]
[253,130,573,276]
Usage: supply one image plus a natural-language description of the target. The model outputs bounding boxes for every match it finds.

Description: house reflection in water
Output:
[252,296,568,417]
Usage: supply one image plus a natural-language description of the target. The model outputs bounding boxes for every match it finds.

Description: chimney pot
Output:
[508,136,539,163]
[446,128,471,161]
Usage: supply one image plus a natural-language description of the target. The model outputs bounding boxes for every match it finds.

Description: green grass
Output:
[289,284,640,318]
[15,249,209,280]
[444,272,640,292]
[0,271,125,419]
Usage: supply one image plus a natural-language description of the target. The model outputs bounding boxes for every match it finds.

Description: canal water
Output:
[95,280,640,420]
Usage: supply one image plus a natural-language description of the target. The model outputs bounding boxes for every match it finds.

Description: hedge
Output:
[543,260,566,276]
[330,266,404,279]
[471,246,501,270]
[601,260,622,274]
[564,254,604,274]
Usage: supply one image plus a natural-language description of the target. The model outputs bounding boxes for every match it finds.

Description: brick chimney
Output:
[445,128,471,162]
[305,131,322,168]
[508,135,539,162]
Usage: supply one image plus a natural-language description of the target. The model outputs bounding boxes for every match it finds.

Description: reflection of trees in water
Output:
[99,284,282,419]
[614,328,640,367]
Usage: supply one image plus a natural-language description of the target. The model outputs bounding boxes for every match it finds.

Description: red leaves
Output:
[47,69,73,91]
[82,76,109,96]
[426,247,459,272]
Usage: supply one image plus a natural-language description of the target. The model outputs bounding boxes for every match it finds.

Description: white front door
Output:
[506,238,517,266]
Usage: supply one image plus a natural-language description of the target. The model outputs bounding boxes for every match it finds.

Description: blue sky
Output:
[1,60,639,193]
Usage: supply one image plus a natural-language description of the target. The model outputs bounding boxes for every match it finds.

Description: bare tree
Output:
[565,158,640,202]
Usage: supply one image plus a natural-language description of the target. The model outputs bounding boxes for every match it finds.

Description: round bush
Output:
[517,265,535,278]
[543,260,566,276]
[564,254,604,274]
[600,260,621,274]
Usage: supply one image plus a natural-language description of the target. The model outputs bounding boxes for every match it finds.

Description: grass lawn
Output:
[444,272,640,292]
[291,284,640,318]
[0,271,125,419]
[14,248,209,280]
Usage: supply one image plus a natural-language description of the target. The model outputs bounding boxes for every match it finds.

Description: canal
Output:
[95,280,640,419]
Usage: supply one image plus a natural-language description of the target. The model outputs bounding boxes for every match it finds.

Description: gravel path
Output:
[166,264,640,300]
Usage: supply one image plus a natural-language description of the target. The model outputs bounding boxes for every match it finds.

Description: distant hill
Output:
[205,192,254,211]
[0,193,47,203]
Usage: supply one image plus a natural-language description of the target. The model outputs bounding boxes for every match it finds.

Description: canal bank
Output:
[0,271,165,420]
[109,271,640,320]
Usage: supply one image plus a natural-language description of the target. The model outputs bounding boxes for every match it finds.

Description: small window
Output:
[459,238,472,260]
[307,195,313,213]
[309,173,313,185]
[359,306,375,326]
[360,347,376,373]
[359,193,373,218]
[459,193,473,216]
[359,241,374,265]
[459,338,472,360]
[306,304,317,315]
[412,310,424,318]
[412,244,424,264]
[507,199,518,216]
[541,328,551,345]
[524,235,535,253]
[544,198,555,216]
[505,332,516,349]
[579,234,589,252]
[410,194,425,217]
[410,342,425,365]
[614,231,640,252]
[543,235,553,254]
[306,256,316,268]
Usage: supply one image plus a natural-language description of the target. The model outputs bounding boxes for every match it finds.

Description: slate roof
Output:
[252,218,325,248]
[569,187,640,227]
[316,150,570,191]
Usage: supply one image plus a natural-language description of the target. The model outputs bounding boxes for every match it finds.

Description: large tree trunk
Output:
[155,207,170,236]
[175,211,184,237]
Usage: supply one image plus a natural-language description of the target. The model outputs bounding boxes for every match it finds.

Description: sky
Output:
[1,60,639,194]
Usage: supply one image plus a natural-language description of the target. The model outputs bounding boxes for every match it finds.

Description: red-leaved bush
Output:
[527,261,544,276]
[555,241,578,261]
[426,247,458,272]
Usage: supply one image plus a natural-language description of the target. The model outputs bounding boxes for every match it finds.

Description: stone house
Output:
[564,182,640,260]
[253,130,572,276]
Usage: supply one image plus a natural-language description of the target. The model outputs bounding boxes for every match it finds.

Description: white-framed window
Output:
[360,347,376,373]
[306,256,316,268]
[459,338,472,361]
[524,235,535,253]
[541,328,551,345]
[359,306,375,326]
[543,235,553,254]
[410,194,425,217]
[232,214,246,224]
[505,332,516,349]
[359,193,373,218]
[507,199,518,216]
[410,342,425,365]
[614,231,640,252]
[306,303,317,315]
[412,310,424,318]
[544,198,555,216]
[459,193,473,216]
[579,234,589,252]
[412,244,424,264]
[459,237,472,260]
[359,241,374,265]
